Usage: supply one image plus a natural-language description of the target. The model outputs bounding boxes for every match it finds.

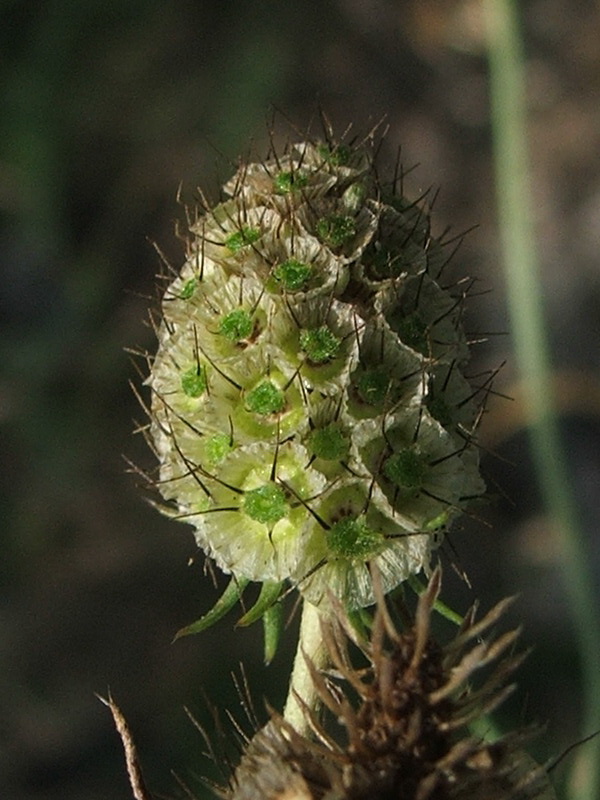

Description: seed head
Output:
[145,126,487,612]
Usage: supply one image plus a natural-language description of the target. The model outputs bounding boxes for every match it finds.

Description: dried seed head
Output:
[229,570,557,800]
[144,125,487,613]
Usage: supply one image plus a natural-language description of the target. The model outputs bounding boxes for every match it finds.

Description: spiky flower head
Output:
[229,569,557,800]
[146,127,486,614]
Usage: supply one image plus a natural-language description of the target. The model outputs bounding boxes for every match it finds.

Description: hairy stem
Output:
[283,600,328,734]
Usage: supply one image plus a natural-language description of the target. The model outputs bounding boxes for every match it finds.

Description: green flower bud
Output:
[327,516,383,560]
[181,365,207,398]
[243,483,288,524]
[219,309,254,342]
[273,169,309,194]
[245,381,285,415]
[272,259,312,292]
[316,214,356,248]
[307,423,349,462]
[383,447,428,489]
[299,326,341,364]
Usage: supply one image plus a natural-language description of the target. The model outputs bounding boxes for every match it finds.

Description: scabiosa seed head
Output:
[145,125,488,613]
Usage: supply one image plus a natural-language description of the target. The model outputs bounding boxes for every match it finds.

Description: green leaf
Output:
[262,603,283,665]
[236,580,283,627]
[173,576,249,640]
[347,605,373,641]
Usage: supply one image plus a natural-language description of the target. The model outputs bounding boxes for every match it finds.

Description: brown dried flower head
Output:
[229,569,556,800]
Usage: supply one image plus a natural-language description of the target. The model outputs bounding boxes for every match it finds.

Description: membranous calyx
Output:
[148,133,485,610]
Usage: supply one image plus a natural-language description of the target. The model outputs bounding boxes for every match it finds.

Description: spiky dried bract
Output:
[147,127,487,610]
[229,570,556,800]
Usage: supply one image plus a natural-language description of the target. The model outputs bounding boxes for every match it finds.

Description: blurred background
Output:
[2,1,600,797]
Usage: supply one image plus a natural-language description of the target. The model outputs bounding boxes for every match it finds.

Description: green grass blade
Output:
[484,3,600,797]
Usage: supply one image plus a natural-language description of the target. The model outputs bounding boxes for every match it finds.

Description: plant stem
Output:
[407,574,464,626]
[283,600,328,734]
[484,2,600,797]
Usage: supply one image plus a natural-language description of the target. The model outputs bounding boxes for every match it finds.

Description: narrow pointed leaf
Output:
[262,602,283,665]
[347,606,373,641]
[236,580,283,627]
[174,577,249,640]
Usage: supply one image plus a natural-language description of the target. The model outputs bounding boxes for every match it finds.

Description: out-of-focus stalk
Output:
[484,2,600,797]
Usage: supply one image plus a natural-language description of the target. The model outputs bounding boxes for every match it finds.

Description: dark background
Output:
[2,1,600,797]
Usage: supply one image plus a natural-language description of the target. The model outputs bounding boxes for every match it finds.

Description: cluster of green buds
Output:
[147,132,485,621]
